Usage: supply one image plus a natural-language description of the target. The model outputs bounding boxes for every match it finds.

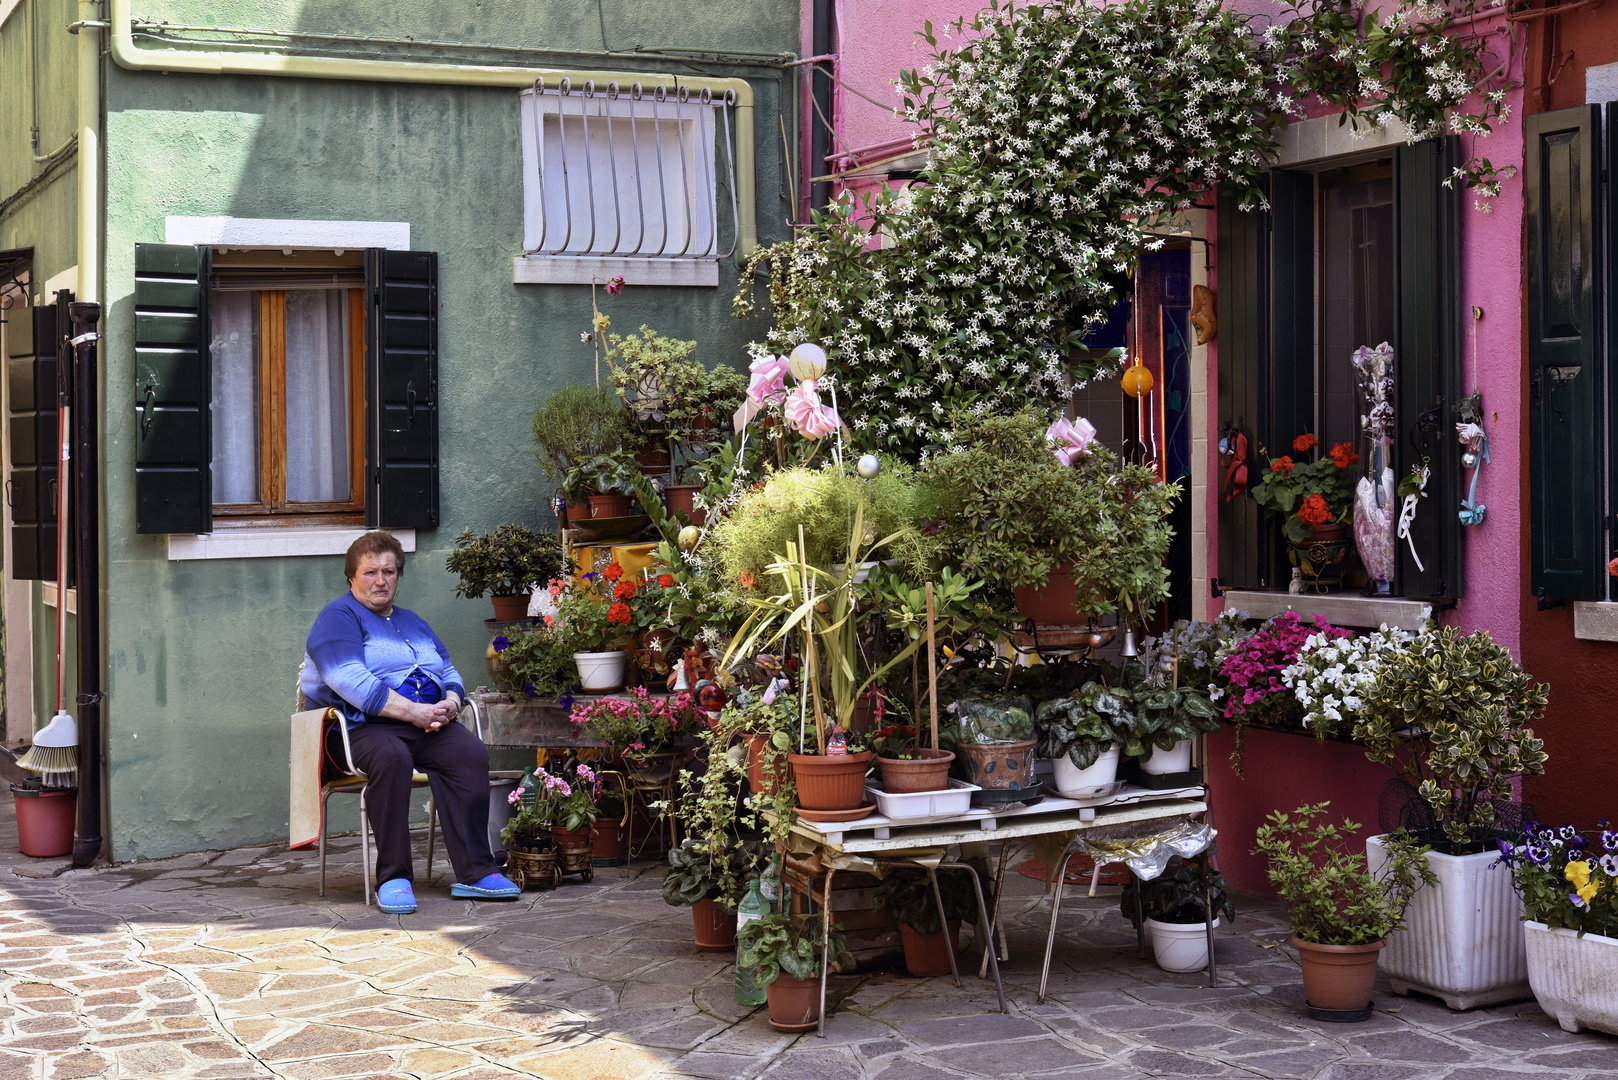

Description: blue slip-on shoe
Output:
[450,873,521,900]
[377,878,416,915]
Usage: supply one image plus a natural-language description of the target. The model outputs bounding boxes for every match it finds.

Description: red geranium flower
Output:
[1330,442,1360,469]
[1271,456,1295,475]
[614,580,638,601]
[1293,433,1319,453]
[607,601,632,625]
[1298,493,1333,527]
[739,570,757,589]
[657,573,675,588]
[602,561,624,582]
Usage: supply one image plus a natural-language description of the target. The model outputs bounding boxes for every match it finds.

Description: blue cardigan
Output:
[302,593,466,726]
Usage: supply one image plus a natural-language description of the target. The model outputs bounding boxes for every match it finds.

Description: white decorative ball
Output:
[677,525,702,552]
[788,343,828,382]
[857,454,881,479]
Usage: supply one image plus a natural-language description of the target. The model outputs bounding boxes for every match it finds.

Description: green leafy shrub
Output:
[532,385,631,496]
[445,524,564,599]
[872,868,980,936]
[661,838,768,909]
[1252,802,1436,946]
[1355,627,1549,853]
[494,626,577,700]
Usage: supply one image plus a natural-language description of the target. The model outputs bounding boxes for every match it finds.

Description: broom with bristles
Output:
[16,398,78,791]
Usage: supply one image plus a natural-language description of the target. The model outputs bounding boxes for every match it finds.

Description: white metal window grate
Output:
[517,78,741,287]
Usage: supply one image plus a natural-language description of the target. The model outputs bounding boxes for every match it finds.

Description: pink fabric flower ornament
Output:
[1047,416,1098,466]
[746,355,790,407]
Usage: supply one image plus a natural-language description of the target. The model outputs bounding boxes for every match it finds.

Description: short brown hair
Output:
[345,531,407,581]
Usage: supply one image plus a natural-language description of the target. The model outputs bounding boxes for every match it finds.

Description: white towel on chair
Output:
[289,708,337,849]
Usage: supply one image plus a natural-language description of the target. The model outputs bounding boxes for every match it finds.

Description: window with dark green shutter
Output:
[1526,106,1603,602]
[133,244,440,535]
[6,298,59,579]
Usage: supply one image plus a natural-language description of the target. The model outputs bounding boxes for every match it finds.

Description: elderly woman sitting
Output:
[302,531,518,914]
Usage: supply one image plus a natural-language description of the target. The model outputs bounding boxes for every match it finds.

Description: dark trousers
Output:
[330,719,498,886]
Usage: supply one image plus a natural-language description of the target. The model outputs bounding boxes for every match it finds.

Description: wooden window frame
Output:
[212,287,366,527]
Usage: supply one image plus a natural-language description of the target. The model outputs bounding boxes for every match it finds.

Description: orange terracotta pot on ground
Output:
[1295,936,1384,1010]
[765,972,822,1032]
[692,898,738,951]
[789,751,873,811]
[899,920,962,977]
[590,821,627,864]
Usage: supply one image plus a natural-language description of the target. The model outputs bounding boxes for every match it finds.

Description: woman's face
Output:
[350,552,400,614]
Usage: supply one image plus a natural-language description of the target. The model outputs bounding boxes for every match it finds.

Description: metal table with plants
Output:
[769,785,1210,1035]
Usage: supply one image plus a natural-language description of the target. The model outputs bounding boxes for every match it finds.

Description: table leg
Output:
[1134,869,1148,959]
[1037,850,1076,1005]
[979,840,1013,979]
[955,863,1005,1014]
[1200,850,1217,988]
[926,866,962,988]
[817,864,835,1037]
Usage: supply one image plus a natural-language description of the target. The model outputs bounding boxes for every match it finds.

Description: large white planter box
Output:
[1524,921,1618,1035]
[1366,835,1531,1009]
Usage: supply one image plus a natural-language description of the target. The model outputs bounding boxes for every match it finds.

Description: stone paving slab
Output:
[0,800,1612,1079]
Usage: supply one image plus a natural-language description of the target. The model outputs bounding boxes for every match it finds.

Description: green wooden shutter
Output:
[365,250,439,529]
[134,243,212,534]
[6,299,57,579]
[1394,137,1464,599]
[1527,107,1602,601]
[1270,169,1316,449]
[1216,187,1269,590]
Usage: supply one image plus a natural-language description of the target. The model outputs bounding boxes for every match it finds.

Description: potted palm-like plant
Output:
[445,525,565,622]
[1357,626,1550,1009]
[737,913,852,1032]
[1253,802,1435,1018]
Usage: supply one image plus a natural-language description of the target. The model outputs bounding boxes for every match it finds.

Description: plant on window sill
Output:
[1249,434,1360,543]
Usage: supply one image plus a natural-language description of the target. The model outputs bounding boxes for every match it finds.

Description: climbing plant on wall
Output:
[735,0,1512,460]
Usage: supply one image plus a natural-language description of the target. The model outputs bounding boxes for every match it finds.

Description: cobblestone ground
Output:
[0,803,1613,1080]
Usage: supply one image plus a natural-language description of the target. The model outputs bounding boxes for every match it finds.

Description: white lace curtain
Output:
[210,289,351,506]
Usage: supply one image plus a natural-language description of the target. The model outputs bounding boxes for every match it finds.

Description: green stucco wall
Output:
[90,1,798,859]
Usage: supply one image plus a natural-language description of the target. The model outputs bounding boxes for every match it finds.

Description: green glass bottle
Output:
[734,877,770,1007]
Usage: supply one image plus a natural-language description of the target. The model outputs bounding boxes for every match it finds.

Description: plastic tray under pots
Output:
[865,779,980,820]
[972,780,1043,807]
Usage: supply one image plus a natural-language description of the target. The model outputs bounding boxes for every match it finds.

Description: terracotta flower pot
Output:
[899,920,962,977]
[958,740,1038,791]
[1294,935,1384,1011]
[664,484,706,526]
[636,444,672,471]
[591,821,627,866]
[747,733,779,796]
[588,493,634,518]
[789,750,873,812]
[490,594,529,622]
[692,897,738,951]
[765,972,822,1032]
[550,826,593,849]
[1012,558,1087,625]
[875,750,955,794]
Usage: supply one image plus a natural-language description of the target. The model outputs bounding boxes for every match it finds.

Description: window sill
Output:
[42,585,76,614]
[1572,602,1618,643]
[166,526,417,562]
[1221,589,1432,631]
[513,255,718,288]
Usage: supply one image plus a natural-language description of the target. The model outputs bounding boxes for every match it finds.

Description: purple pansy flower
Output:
[1602,829,1618,852]
[1600,854,1618,876]
[1526,844,1552,865]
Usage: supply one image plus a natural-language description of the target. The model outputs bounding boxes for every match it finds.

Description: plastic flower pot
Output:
[899,920,962,977]
[588,493,634,518]
[959,740,1038,790]
[1294,936,1384,1011]
[874,750,955,794]
[789,751,873,811]
[691,897,738,951]
[1524,921,1618,1035]
[1139,739,1193,775]
[591,821,628,866]
[1050,744,1122,798]
[746,733,778,796]
[664,484,706,526]
[11,785,76,858]
[765,972,822,1032]
[490,595,529,622]
[1147,916,1219,973]
[573,650,627,692]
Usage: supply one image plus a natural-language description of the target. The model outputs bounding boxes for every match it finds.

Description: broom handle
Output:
[926,582,939,753]
[54,403,71,715]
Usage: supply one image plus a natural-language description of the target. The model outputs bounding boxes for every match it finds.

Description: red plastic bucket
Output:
[12,785,76,858]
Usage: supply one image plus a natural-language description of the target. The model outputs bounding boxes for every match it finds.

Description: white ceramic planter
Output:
[1147,916,1220,972]
[1524,921,1618,1035]
[1366,835,1530,1009]
[1139,739,1193,775]
[573,650,627,692]
[1050,744,1122,797]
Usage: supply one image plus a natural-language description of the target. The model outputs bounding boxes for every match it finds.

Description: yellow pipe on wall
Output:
[103,0,758,256]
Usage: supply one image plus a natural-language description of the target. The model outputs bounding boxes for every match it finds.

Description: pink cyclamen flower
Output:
[1047,416,1098,467]
[747,355,790,407]
[605,276,625,295]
